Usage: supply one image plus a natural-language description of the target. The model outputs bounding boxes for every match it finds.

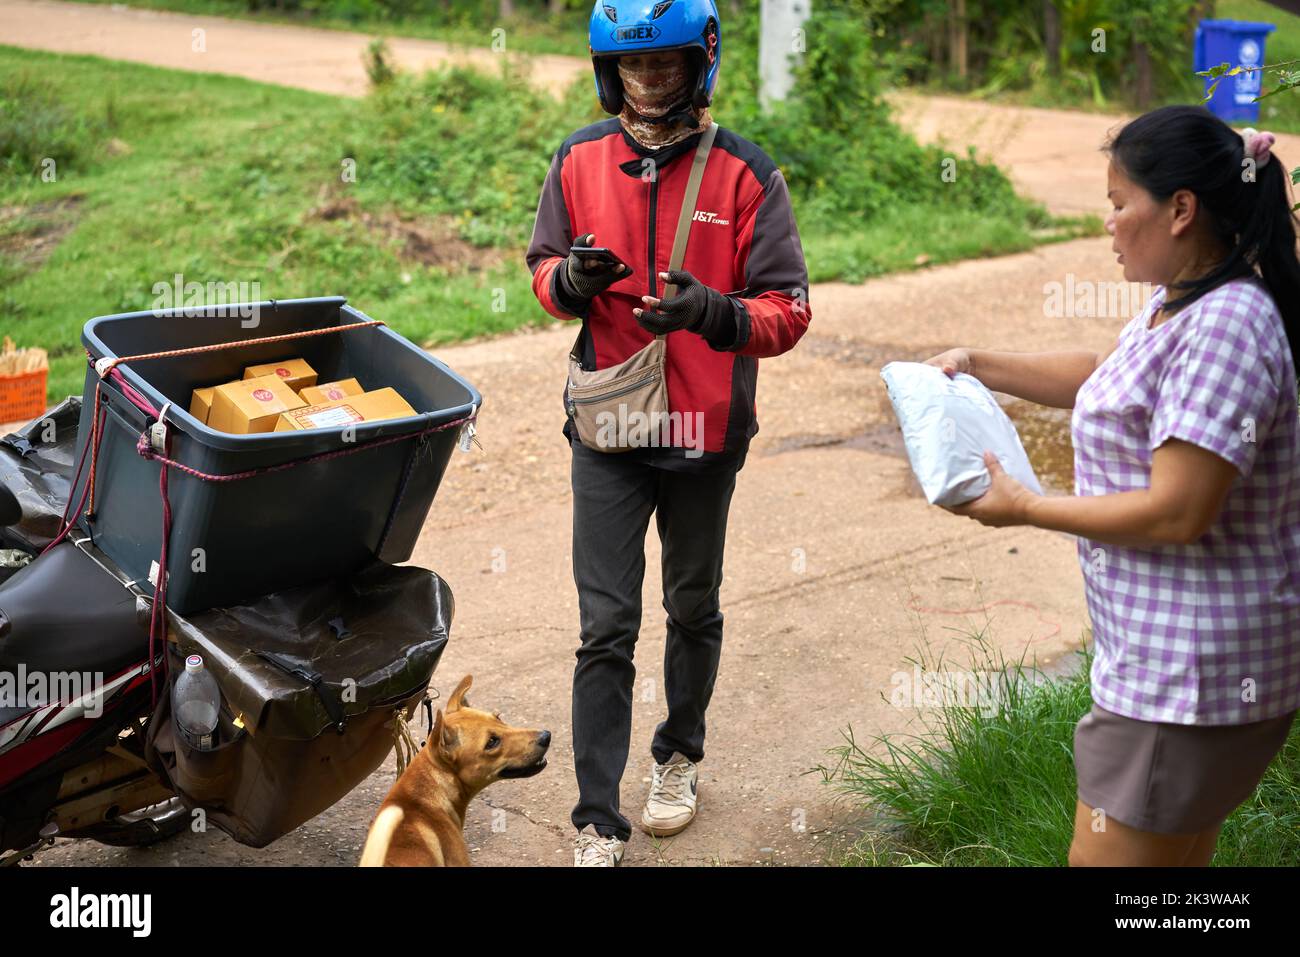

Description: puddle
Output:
[797,336,941,367]
[765,424,904,457]
[1001,400,1075,493]
[765,400,1075,495]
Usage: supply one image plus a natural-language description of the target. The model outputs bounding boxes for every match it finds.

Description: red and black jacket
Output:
[525,118,811,471]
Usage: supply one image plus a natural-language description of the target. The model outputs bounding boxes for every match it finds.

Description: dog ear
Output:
[446,674,473,713]
[432,708,458,755]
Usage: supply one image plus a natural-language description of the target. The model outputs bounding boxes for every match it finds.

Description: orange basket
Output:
[0,368,49,423]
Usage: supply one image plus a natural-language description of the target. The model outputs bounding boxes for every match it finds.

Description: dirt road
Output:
[31,238,1129,867]
[6,1,1170,866]
[0,0,588,96]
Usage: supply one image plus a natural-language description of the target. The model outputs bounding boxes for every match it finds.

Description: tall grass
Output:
[0,72,105,177]
[823,632,1300,866]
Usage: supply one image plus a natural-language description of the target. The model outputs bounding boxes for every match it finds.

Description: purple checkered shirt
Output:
[1071,277,1300,725]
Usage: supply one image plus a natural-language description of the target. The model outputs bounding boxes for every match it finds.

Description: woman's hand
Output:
[945,451,1037,527]
[924,348,974,379]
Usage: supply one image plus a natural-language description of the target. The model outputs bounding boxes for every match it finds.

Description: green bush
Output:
[716,4,1044,228]
[350,25,1043,256]
[354,61,596,247]
[867,0,1202,106]
[0,73,105,178]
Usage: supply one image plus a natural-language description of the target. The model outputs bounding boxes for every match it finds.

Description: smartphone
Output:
[570,246,631,274]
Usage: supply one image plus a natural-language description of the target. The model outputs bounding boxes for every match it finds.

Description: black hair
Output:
[1105,104,1300,368]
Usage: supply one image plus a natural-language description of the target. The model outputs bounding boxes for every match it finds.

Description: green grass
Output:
[0,46,1083,403]
[0,48,558,400]
[804,205,1097,285]
[68,0,588,57]
[821,634,1300,867]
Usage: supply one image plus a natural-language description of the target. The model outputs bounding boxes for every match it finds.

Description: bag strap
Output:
[661,121,718,304]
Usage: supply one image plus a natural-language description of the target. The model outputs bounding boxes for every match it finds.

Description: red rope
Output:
[86,386,101,520]
[134,413,475,482]
[42,392,108,556]
[93,320,384,377]
[149,432,174,706]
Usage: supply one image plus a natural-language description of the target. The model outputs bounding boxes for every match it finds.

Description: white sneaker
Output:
[573,823,625,866]
[640,751,698,837]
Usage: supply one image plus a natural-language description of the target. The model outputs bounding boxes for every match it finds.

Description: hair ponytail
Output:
[1106,105,1300,371]
[1250,156,1300,365]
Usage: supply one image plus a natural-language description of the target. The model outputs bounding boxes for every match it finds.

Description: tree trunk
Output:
[498,0,515,20]
[1133,41,1152,108]
[949,0,968,85]
[550,0,565,15]
[1044,1,1061,77]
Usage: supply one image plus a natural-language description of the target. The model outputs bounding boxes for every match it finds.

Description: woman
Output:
[926,105,1300,866]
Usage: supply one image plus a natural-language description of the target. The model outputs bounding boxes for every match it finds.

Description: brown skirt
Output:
[1073,703,1297,834]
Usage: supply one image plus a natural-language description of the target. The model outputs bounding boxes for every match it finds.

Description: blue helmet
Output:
[588,0,721,117]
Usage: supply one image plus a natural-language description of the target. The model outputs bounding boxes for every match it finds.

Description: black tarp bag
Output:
[144,562,451,848]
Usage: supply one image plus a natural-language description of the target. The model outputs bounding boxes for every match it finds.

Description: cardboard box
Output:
[210,375,307,434]
[299,378,364,406]
[243,358,318,394]
[189,386,217,425]
[274,387,416,432]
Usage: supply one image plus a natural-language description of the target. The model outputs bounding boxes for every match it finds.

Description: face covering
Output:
[617,56,710,150]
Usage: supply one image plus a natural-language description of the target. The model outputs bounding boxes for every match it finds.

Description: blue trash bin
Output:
[1194,19,1276,123]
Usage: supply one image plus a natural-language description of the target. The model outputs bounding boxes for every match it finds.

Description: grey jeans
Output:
[568,437,739,841]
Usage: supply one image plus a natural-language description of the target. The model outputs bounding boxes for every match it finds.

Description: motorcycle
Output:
[0,397,452,864]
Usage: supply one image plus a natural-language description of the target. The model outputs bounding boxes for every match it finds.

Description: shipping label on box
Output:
[275,387,416,432]
[279,403,366,431]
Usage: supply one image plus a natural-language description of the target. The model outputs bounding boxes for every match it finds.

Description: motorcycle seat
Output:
[0,543,149,680]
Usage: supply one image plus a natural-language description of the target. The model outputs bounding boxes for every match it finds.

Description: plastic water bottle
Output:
[173,654,221,751]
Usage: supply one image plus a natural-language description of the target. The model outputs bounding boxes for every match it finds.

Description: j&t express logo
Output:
[613,24,660,43]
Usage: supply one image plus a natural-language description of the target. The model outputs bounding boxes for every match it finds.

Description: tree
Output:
[949,0,968,84]
[1044,1,1061,78]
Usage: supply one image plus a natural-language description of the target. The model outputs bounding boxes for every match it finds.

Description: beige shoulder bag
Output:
[565,122,718,453]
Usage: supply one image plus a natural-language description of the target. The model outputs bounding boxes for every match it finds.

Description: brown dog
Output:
[359,674,550,866]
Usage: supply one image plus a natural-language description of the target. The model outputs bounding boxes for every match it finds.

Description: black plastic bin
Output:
[71,296,481,615]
